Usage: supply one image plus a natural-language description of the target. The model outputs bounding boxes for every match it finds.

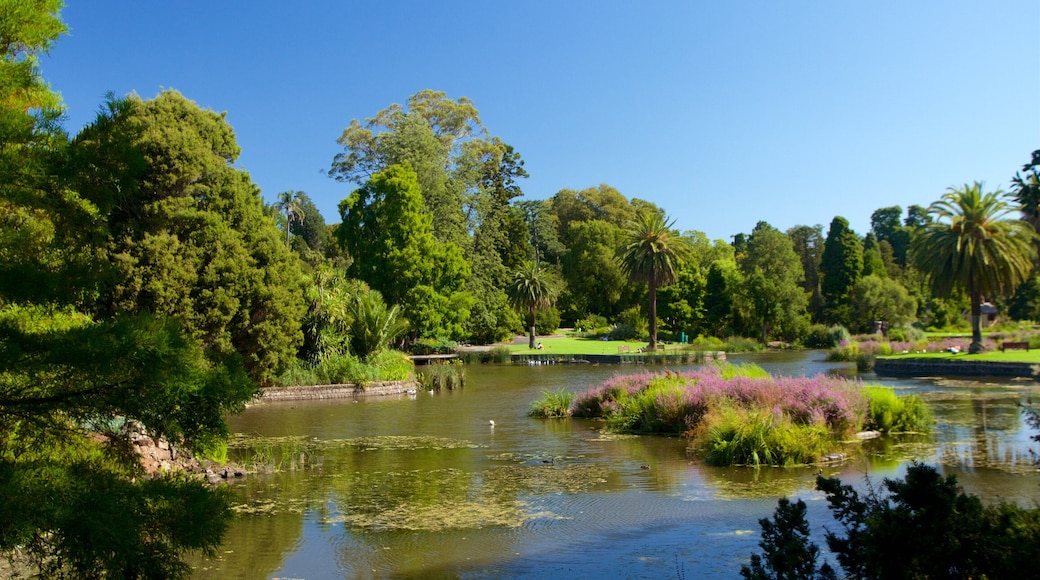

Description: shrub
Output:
[575,313,609,336]
[802,324,833,348]
[528,389,574,418]
[607,322,638,341]
[827,325,851,347]
[410,338,458,355]
[723,336,765,353]
[863,386,932,432]
[855,353,876,372]
[698,406,832,467]
[534,306,561,336]
[367,349,413,382]
[826,342,859,362]
[458,346,512,364]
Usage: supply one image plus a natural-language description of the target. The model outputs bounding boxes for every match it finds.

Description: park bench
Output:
[618,345,631,353]
[1000,341,1030,352]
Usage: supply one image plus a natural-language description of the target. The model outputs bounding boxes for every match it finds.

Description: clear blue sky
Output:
[44,1,1039,241]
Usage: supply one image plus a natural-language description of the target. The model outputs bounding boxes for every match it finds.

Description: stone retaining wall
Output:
[257,380,418,403]
[874,358,1038,378]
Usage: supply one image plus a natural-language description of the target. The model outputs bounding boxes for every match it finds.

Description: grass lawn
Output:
[880,349,1040,363]
[503,335,653,355]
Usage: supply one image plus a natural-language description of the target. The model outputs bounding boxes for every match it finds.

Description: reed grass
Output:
[528,389,575,418]
[417,360,466,391]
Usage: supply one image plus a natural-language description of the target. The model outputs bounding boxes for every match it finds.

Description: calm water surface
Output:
[192,351,1040,579]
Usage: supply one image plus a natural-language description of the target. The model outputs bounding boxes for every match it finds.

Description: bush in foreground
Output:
[742,463,1040,579]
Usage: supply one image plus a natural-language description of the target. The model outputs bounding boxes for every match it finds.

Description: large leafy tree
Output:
[0,2,252,575]
[616,212,688,350]
[337,163,471,340]
[506,261,560,349]
[71,90,307,384]
[913,183,1036,352]
[1010,149,1040,261]
[739,221,807,343]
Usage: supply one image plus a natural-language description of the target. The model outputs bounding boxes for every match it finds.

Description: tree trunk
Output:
[969,289,984,354]
[648,281,658,351]
[528,307,537,349]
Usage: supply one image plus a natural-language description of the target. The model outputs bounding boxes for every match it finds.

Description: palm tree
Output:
[616,212,688,351]
[506,261,560,349]
[274,190,306,245]
[913,183,1037,353]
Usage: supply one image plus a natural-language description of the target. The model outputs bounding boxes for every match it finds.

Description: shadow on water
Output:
[191,351,1040,579]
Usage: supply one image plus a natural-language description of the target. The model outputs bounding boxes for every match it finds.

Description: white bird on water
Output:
[488,420,495,427]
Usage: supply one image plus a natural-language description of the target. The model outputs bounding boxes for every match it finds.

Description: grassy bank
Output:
[504,335,760,356]
[529,363,931,467]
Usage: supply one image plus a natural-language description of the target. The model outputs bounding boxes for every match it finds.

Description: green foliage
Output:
[506,261,560,348]
[817,463,1040,579]
[617,211,689,350]
[849,275,917,334]
[740,498,835,580]
[528,389,574,418]
[862,386,932,432]
[337,163,471,340]
[457,346,512,364]
[801,324,833,348]
[348,289,409,359]
[410,337,459,355]
[365,349,414,382]
[820,216,864,327]
[739,221,808,343]
[721,336,766,353]
[416,360,465,391]
[719,363,771,380]
[73,90,307,384]
[912,183,1037,352]
[534,305,561,336]
[575,313,609,336]
[700,406,832,467]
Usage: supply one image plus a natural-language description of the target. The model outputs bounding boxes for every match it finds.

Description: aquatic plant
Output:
[862,386,932,432]
[562,363,927,466]
[417,360,466,391]
[528,389,574,418]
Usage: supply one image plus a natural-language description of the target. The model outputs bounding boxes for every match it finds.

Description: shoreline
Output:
[256,379,419,403]
[874,357,1038,378]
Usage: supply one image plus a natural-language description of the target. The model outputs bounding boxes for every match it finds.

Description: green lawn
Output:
[503,336,653,355]
[880,349,1040,363]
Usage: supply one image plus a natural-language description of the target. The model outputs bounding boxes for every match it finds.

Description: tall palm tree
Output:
[616,212,688,351]
[506,261,559,349]
[274,190,306,245]
[913,183,1037,353]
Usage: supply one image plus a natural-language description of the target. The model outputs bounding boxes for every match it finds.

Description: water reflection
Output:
[191,351,1040,578]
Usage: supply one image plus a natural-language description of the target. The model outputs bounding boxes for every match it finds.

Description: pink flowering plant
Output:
[562,363,927,467]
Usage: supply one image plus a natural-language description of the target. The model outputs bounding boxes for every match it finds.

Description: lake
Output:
[191,351,1040,579]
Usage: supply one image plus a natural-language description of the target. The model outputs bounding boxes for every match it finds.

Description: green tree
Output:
[787,225,824,321]
[740,222,807,342]
[559,219,634,322]
[871,206,912,266]
[506,261,560,349]
[703,259,742,337]
[1010,149,1040,262]
[740,498,834,580]
[861,233,887,278]
[912,183,1037,352]
[71,91,307,384]
[330,90,499,248]
[336,163,471,340]
[820,216,863,327]
[849,275,917,333]
[274,190,306,246]
[0,4,251,575]
[616,212,688,350]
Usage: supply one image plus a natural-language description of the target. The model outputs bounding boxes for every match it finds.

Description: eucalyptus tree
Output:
[913,183,1037,353]
[616,212,688,351]
[506,261,560,349]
